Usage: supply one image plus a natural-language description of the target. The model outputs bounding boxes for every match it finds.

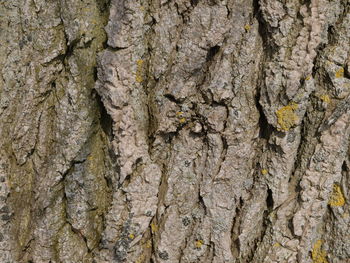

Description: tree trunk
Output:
[1,0,350,262]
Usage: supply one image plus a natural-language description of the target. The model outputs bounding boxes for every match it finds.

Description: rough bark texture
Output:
[1,0,350,262]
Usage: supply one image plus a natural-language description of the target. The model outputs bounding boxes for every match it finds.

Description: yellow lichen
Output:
[151,223,158,233]
[145,240,152,248]
[335,67,344,78]
[179,117,186,124]
[273,242,281,248]
[135,75,143,83]
[129,233,135,239]
[136,59,144,83]
[276,102,299,131]
[305,75,312,81]
[135,254,145,263]
[176,111,186,123]
[312,240,328,263]
[320,94,330,104]
[244,24,251,32]
[328,184,345,207]
[269,211,277,220]
[195,240,203,249]
[261,169,268,175]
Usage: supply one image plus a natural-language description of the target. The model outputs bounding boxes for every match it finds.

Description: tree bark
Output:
[1,0,350,262]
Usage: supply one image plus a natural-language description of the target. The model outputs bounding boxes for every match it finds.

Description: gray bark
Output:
[0,0,350,262]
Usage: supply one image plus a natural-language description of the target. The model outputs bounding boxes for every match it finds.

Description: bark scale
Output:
[0,0,349,262]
